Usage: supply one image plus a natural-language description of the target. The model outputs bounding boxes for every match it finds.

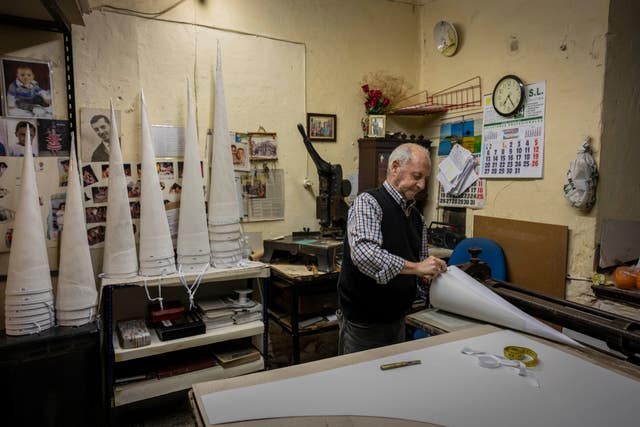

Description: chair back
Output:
[447,237,507,280]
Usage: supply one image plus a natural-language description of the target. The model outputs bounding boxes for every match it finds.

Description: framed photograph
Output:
[230,131,250,171]
[79,107,121,163]
[1,57,54,119]
[249,132,278,160]
[307,113,336,142]
[368,114,386,138]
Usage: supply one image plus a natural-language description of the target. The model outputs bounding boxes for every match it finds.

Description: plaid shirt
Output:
[347,181,428,284]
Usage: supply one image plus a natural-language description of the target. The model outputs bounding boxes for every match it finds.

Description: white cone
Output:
[5,127,53,334]
[430,266,580,347]
[208,41,246,268]
[176,79,211,271]
[102,102,138,278]
[139,90,177,276]
[56,136,98,316]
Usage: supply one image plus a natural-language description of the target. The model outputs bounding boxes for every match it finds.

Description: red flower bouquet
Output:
[361,84,390,115]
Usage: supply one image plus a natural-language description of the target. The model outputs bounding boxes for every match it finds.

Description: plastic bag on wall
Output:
[563,137,598,211]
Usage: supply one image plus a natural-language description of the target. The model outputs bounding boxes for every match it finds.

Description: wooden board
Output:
[473,215,568,298]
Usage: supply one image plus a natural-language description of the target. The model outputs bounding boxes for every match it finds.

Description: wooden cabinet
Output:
[357,137,432,199]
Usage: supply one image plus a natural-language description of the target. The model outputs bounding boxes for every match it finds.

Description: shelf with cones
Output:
[100,261,270,290]
[114,356,263,406]
[113,320,264,362]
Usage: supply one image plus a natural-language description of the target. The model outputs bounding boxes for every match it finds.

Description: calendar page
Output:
[438,155,486,209]
[480,81,546,179]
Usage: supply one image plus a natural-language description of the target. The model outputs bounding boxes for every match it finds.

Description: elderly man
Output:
[337,142,448,354]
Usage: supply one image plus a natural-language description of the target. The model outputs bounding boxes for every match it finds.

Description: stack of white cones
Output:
[102,102,138,279]
[56,137,98,326]
[139,90,177,276]
[176,80,211,273]
[208,42,247,268]
[4,129,55,335]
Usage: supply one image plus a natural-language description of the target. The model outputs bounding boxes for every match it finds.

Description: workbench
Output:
[268,262,339,365]
[190,324,640,426]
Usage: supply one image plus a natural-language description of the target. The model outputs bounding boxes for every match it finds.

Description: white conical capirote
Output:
[6,126,53,295]
[430,266,580,347]
[208,41,245,267]
[56,136,98,312]
[208,42,242,225]
[177,79,210,267]
[139,90,176,276]
[102,102,138,278]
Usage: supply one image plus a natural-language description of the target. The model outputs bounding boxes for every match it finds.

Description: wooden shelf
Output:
[114,357,264,406]
[113,321,264,362]
[101,261,270,288]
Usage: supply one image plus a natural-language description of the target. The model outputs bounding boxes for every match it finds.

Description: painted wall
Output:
[598,0,640,224]
[416,0,610,302]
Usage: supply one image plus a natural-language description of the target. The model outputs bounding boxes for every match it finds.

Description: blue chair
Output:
[447,237,507,281]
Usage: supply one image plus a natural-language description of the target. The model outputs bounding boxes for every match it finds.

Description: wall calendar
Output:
[480,81,546,179]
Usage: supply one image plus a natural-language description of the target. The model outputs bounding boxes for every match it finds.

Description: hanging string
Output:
[178,263,209,311]
[143,276,164,310]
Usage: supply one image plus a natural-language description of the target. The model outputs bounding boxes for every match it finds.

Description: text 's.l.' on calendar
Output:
[480,81,546,179]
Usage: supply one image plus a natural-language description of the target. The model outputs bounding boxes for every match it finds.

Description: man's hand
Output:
[401,255,448,279]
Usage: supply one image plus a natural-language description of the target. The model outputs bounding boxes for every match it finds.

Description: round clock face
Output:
[492,75,524,117]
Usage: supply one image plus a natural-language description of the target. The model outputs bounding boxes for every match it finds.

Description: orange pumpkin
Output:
[613,267,637,290]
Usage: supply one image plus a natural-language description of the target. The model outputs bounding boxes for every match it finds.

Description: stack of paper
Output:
[233,303,262,325]
[197,298,236,330]
[437,144,478,196]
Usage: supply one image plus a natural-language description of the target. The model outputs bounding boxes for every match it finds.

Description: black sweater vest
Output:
[337,186,423,323]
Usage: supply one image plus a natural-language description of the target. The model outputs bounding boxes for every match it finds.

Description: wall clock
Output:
[433,21,458,57]
[492,74,525,117]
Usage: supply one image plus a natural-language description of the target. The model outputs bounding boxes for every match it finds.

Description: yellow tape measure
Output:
[503,346,538,367]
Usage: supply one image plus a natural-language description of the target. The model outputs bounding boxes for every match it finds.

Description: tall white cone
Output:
[208,42,246,268]
[431,266,580,347]
[6,128,53,294]
[102,101,138,278]
[139,90,176,276]
[56,136,98,313]
[177,79,211,271]
[5,125,54,334]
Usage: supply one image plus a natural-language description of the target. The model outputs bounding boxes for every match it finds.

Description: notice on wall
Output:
[237,169,285,222]
[480,81,546,179]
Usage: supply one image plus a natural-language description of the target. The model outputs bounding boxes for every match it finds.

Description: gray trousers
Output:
[337,310,405,355]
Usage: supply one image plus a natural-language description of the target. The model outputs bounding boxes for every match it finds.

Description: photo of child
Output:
[92,186,108,203]
[157,161,174,179]
[87,225,106,246]
[7,119,39,156]
[1,58,54,118]
[85,206,107,223]
[0,119,8,156]
[37,119,70,156]
[58,158,70,187]
[82,164,98,186]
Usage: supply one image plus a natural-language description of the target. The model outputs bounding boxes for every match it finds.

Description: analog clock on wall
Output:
[492,75,525,117]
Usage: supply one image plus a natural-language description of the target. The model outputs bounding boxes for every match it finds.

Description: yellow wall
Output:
[74,0,420,240]
[416,0,610,302]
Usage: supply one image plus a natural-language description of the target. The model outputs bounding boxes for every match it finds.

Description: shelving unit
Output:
[102,261,270,409]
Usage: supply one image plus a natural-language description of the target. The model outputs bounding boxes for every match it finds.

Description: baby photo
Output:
[6,118,39,156]
[1,58,54,119]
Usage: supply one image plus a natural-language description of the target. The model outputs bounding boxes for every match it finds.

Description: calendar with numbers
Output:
[438,155,486,209]
[480,81,546,179]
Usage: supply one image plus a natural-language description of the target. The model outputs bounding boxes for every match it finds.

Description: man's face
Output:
[388,149,431,201]
[16,126,36,146]
[91,118,111,143]
[16,68,34,86]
